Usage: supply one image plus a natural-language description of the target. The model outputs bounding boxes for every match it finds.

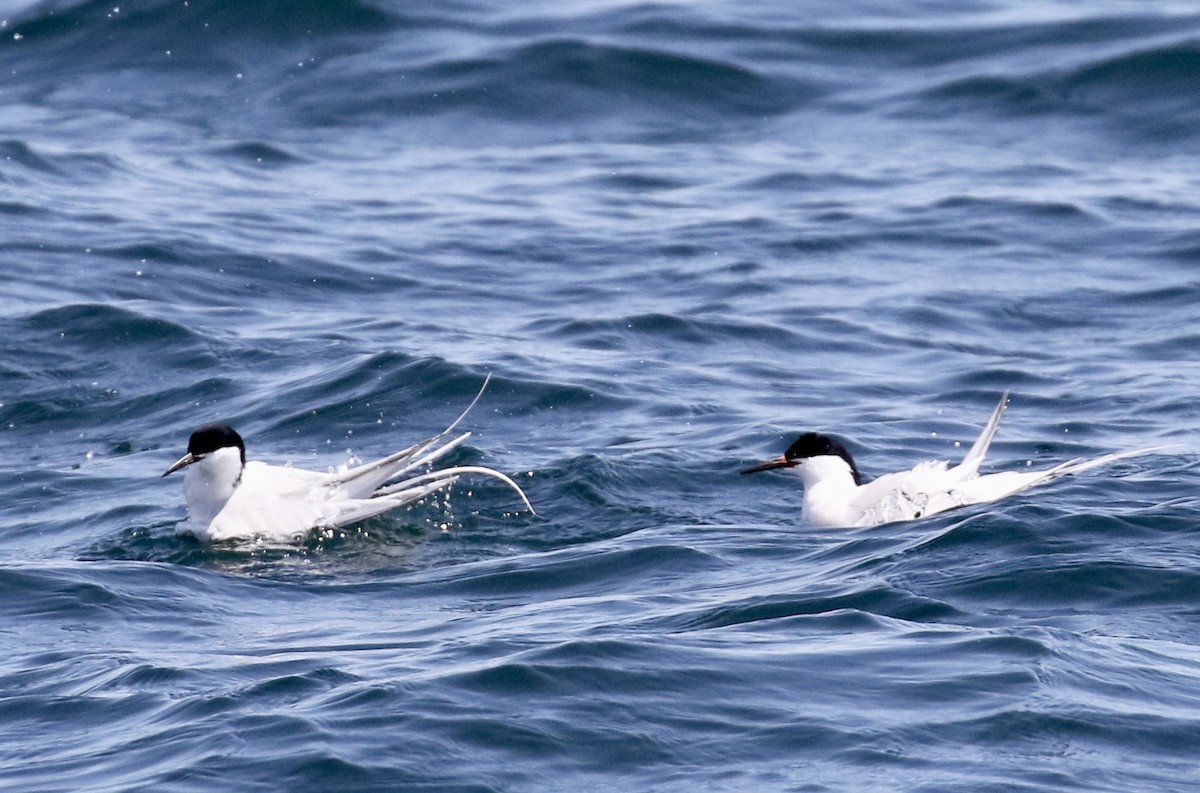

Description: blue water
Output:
[2,0,1199,789]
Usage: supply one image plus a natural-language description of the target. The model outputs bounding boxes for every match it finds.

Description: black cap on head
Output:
[784,432,863,485]
[188,423,245,466]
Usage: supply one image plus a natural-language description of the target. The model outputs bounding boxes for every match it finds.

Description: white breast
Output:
[180,447,244,528]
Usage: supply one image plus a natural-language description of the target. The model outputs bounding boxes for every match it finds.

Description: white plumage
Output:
[163,378,533,542]
[743,393,1164,528]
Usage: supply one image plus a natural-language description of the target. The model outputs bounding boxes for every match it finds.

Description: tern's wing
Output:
[318,375,492,499]
[954,445,1170,505]
[849,445,1168,527]
[849,461,954,525]
[319,479,460,529]
[323,431,472,500]
[198,463,328,542]
[952,391,1009,481]
[194,465,464,541]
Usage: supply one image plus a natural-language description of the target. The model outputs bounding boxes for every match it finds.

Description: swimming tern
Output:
[163,377,534,542]
[742,392,1165,528]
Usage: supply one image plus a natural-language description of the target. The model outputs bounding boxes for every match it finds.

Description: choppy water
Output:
[2,0,1199,790]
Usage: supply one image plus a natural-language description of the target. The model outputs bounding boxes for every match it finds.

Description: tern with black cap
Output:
[743,392,1166,528]
[162,376,534,542]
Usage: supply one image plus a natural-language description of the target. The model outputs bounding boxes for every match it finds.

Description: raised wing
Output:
[318,374,493,499]
[952,391,1009,481]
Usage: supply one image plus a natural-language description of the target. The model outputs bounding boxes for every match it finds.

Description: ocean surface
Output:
[2,0,1199,790]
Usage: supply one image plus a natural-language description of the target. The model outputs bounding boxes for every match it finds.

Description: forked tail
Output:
[325,374,495,497]
[376,465,536,515]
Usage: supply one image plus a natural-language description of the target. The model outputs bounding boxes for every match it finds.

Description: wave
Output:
[9,0,1197,149]
[919,36,1200,142]
[2,0,815,142]
[6,0,396,50]
[274,37,813,141]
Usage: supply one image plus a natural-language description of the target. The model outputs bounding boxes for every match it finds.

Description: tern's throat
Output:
[795,455,862,529]
[181,446,244,526]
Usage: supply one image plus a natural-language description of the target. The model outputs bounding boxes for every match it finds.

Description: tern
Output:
[163,377,534,542]
[742,392,1164,528]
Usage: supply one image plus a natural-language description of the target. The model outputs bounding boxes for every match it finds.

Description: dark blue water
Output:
[2,1,1199,789]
